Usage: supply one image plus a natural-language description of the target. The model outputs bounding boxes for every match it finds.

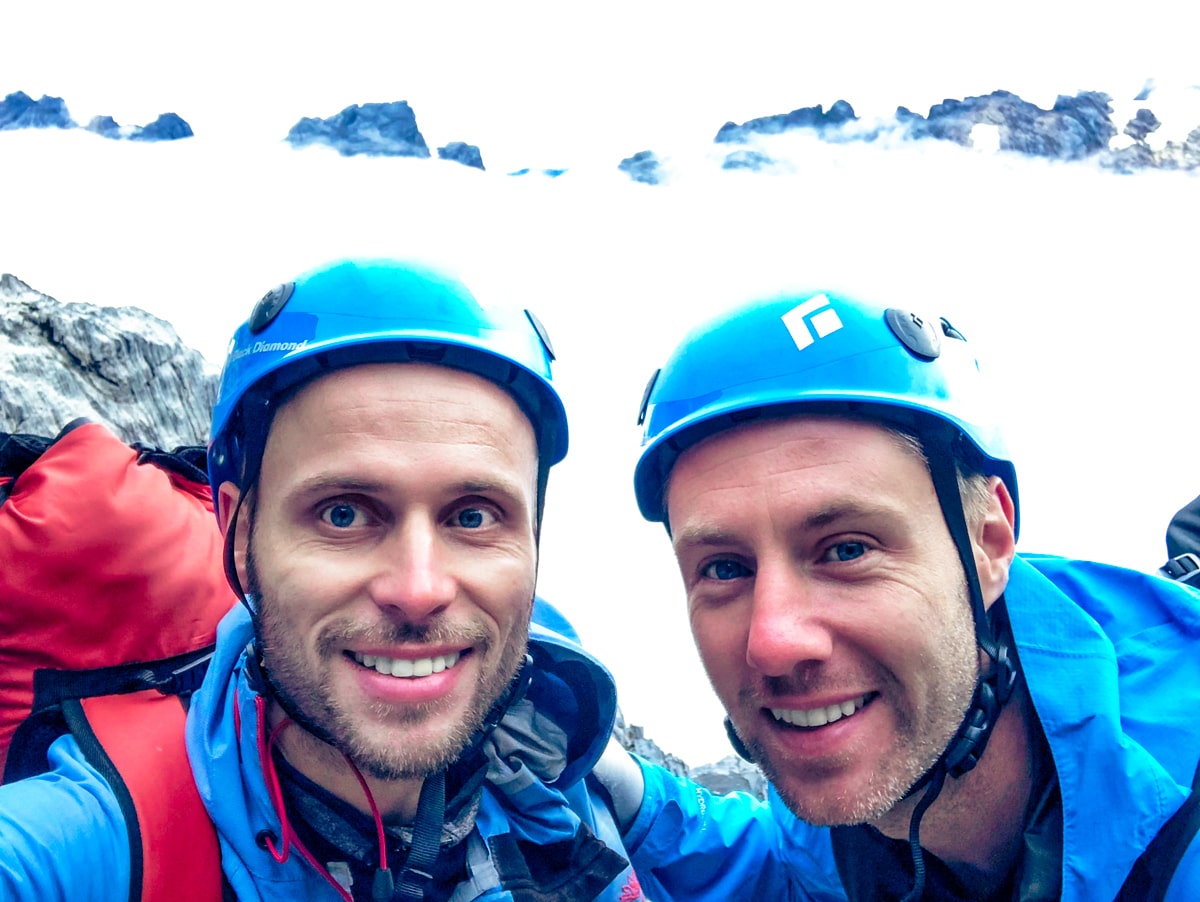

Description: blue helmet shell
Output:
[633,290,1019,536]
[208,258,568,495]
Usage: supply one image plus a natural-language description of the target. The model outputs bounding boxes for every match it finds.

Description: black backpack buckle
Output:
[1160,552,1200,585]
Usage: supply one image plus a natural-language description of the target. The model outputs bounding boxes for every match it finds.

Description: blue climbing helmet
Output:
[208,257,568,501]
[634,289,1019,536]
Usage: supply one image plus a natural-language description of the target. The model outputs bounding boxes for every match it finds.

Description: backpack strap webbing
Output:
[70,691,222,902]
[1117,758,1200,901]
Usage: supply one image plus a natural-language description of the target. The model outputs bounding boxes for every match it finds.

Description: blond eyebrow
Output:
[673,501,901,551]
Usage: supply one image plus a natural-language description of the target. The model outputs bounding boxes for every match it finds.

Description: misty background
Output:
[3,1,1199,766]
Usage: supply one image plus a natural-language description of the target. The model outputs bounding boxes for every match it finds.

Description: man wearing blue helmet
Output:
[0,258,675,902]
[629,291,1200,899]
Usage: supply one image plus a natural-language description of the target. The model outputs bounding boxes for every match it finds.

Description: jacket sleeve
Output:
[0,734,131,902]
[621,756,845,901]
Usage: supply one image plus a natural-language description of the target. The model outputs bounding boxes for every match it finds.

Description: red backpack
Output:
[1,418,236,901]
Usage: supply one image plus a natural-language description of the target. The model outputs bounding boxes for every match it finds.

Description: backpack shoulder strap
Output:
[1117,759,1200,901]
[69,690,222,902]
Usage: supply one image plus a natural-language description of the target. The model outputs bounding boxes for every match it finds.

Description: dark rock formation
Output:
[691,755,768,798]
[0,91,75,130]
[286,101,431,158]
[1124,108,1161,142]
[618,150,662,185]
[86,112,194,141]
[0,274,216,448]
[906,90,1117,160]
[437,141,484,170]
[132,113,194,141]
[1105,124,1200,173]
[617,86,1197,178]
[611,709,766,798]
[85,115,124,137]
[611,709,688,777]
[715,99,857,143]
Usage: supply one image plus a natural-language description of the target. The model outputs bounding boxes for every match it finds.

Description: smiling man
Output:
[630,290,1200,900]
[0,258,665,902]
[195,259,646,901]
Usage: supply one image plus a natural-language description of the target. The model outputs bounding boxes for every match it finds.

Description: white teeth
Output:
[770,694,869,728]
[352,650,461,679]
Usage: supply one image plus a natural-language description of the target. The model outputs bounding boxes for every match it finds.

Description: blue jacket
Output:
[627,555,1200,901]
[0,601,648,901]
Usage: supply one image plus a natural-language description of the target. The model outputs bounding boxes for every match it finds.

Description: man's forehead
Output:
[665,412,933,524]
[260,361,538,473]
[680,411,916,467]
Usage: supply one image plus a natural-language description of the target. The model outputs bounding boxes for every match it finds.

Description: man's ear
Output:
[217,481,251,591]
[975,476,1017,609]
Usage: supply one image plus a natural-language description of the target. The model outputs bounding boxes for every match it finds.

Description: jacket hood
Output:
[1003,555,1200,901]
[184,598,619,895]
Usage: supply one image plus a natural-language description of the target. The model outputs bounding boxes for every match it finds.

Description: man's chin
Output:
[344,720,476,782]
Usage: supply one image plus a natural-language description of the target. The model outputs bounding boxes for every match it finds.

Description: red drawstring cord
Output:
[252,694,392,901]
[344,748,391,876]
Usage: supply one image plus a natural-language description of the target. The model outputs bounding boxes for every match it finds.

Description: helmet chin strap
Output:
[895,426,1018,900]
[922,425,1017,777]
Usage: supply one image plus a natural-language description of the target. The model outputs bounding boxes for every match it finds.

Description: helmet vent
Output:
[248,282,295,335]
[885,308,942,360]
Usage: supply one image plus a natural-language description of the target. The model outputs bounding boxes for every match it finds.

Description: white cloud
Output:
[3,1,1199,766]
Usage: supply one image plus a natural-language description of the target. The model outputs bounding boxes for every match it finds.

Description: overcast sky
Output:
[3,1,1200,766]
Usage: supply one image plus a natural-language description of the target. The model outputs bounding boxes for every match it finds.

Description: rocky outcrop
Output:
[611,708,766,798]
[618,150,662,185]
[611,709,689,777]
[691,755,768,798]
[437,141,485,170]
[286,101,432,158]
[0,91,75,130]
[715,99,858,143]
[906,90,1116,159]
[2,90,191,141]
[86,112,194,142]
[619,86,1200,182]
[1106,116,1200,173]
[0,274,216,448]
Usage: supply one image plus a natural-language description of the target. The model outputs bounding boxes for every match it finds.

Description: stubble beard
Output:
[737,589,980,827]
[247,547,532,782]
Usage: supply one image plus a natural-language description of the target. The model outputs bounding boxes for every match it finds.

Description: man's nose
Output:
[368,516,456,620]
[745,562,834,676]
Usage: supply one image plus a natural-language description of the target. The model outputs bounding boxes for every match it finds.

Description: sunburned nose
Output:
[745,565,834,675]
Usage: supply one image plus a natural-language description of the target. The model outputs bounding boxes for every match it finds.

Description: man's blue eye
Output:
[833,541,867,562]
[457,508,485,529]
[704,560,750,580]
[326,504,357,528]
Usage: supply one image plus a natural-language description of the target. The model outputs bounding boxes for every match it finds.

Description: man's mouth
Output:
[769,693,872,728]
[350,650,465,679]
